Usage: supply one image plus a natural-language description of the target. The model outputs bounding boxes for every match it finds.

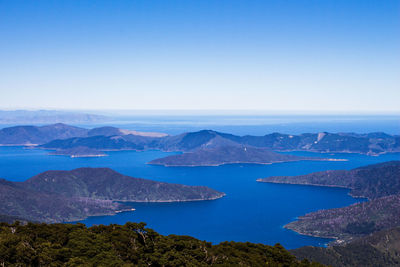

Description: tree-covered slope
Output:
[35,126,400,155]
[22,167,225,202]
[292,227,400,267]
[149,145,315,166]
[258,161,400,199]
[0,168,224,222]
[0,123,88,145]
[284,194,400,243]
[0,222,323,266]
[0,179,127,223]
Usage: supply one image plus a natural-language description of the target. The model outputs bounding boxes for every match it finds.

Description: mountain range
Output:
[1,124,399,155]
[2,123,399,164]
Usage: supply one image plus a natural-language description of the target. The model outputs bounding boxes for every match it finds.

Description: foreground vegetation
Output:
[0,221,322,266]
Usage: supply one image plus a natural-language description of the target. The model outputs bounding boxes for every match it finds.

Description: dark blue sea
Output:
[0,116,399,249]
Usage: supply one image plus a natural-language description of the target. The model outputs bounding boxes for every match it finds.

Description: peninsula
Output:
[0,168,225,222]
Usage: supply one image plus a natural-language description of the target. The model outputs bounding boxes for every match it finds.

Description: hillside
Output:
[292,227,400,267]
[149,145,322,166]
[259,161,400,244]
[285,194,400,243]
[41,134,160,151]
[0,168,224,222]
[39,127,400,155]
[0,123,166,146]
[22,167,225,202]
[2,123,396,155]
[0,222,322,266]
[0,178,127,223]
[258,161,400,199]
[0,123,88,145]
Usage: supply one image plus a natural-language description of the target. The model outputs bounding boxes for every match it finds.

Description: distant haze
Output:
[0,1,399,112]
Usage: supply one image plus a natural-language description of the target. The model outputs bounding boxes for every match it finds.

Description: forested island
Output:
[149,145,335,167]
[0,168,224,223]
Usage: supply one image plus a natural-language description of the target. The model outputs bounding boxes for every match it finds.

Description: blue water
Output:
[1,146,399,249]
[76,114,400,135]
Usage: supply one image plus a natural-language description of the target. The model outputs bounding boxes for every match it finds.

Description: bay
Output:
[1,146,399,249]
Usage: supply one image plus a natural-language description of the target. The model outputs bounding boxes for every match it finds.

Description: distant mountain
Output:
[0,123,88,145]
[258,161,400,199]
[23,167,225,202]
[149,145,327,167]
[41,135,149,150]
[87,126,168,138]
[87,126,124,136]
[0,110,107,124]
[292,226,400,267]
[120,130,400,155]
[0,123,167,146]
[49,146,106,157]
[150,130,399,155]
[0,168,224,222]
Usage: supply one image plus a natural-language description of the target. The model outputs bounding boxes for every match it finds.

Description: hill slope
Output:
[149,145,321,166]
[0,222,322,266]
[258,161,400,199]
[0,168,224,222]
[292,227,400,267]
[22,167,225,202]
[38,128,400,155]
[0,178,126,223]
[0,123,88,145]
[285,194,400,243]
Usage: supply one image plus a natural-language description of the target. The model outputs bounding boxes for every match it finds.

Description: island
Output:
[49,146,107,158]
[0,168,225,223]
[148,145,336,167]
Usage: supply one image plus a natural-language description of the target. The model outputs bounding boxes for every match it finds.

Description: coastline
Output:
[148,157,347,167]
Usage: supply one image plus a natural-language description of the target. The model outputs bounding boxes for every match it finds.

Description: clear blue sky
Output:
[0,0,399,113]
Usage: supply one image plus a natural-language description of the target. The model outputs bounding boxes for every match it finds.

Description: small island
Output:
[49,146,107,158]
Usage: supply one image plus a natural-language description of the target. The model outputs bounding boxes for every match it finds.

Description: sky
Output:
[0,0,399,113]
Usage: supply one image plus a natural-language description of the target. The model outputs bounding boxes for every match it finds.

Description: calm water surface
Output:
[1,146,399,249]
